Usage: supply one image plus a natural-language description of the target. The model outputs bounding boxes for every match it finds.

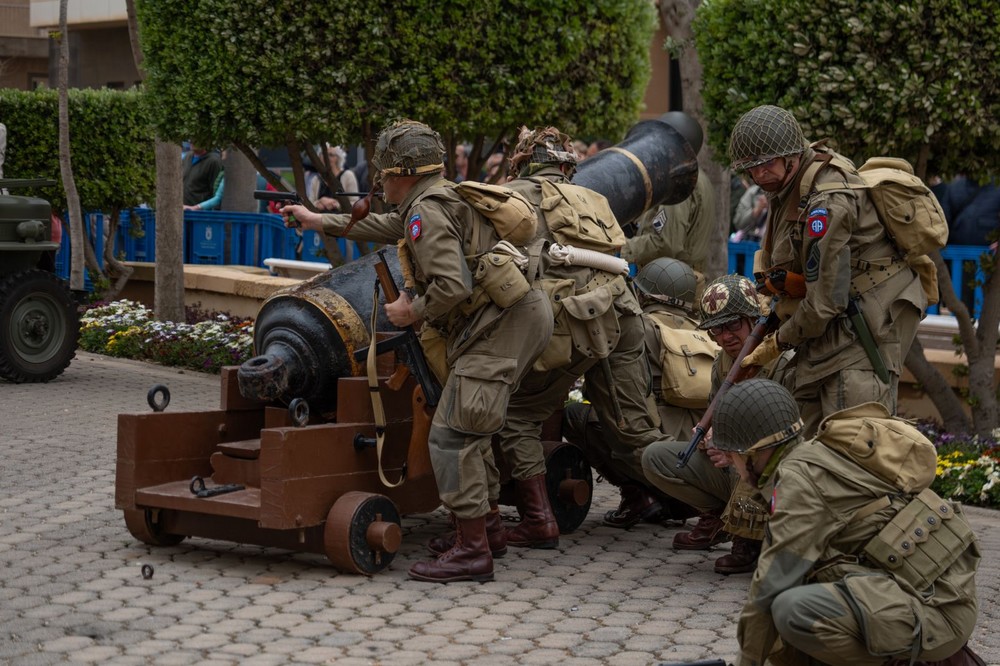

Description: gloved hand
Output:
[741,333,782,368]
[774,297,802,322]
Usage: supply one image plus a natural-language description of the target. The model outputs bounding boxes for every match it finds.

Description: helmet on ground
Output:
[509,126,579,176]
[728,105,806,171]
[635,257,697,311]
[371,120,445,185]
[698,274,762,331]
[659,112,703,155]
[713,378,803,454]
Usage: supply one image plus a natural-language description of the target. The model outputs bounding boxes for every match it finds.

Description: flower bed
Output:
[79,300,255,374]
[918,422,1000,509]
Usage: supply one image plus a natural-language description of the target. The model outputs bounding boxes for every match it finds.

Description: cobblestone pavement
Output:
[2,352,999,666]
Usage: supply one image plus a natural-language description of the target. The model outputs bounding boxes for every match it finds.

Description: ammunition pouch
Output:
[561,275,626,359]
[862,488,978,593]
[533,278,576,372]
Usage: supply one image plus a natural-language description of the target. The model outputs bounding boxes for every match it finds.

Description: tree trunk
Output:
[154,140,185,323]
[126,0,184,322]
[968,250,1000,436]
[658,0,729,281]
[221,148,257,213]
[54,1,85,293]
[905,337,972,433]
[102,209,135,300]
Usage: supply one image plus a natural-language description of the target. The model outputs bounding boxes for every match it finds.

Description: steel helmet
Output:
[371,120,445,185]
[713,378,804,454]
[659,112,704,155]
[728,105,806,171]
[635,257,697,311]
[509,126,579,176]
[698,274,762,331]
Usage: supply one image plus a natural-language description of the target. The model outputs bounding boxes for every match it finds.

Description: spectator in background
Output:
[184,170,224,211]
[484,151,506,183]
[453,144,470,182]
[0,122,6,179]
[182,144,224,207]
[730,174,768,243]
[942,176,999,247]
[352,152,370,194]
[315,146,359,214]
[585,138,611,159]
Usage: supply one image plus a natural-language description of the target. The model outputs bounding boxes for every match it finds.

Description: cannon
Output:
[115,248,592,574]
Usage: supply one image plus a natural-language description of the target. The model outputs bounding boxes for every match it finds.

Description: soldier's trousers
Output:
[428,291,552,519]
[579,311,661,484]
[769,576,973,666]
[641,438,736,513]
[498,353,597,483]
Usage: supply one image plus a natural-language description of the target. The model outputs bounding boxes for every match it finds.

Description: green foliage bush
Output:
[693,0,1000,180]
[0,88,156,213]
[135,0,657,151]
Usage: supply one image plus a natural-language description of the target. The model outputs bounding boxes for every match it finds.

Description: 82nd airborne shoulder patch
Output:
[807,207,828,238]
[408,214,422,241]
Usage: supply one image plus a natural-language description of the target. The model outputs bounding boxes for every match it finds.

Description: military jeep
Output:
[0,179,79,382]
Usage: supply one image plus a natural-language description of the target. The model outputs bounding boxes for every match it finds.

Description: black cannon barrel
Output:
[573,117,699,227]
[237,248,402,417]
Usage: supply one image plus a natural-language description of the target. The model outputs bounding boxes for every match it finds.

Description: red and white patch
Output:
[807,208,828,238]
[408,214,422,241]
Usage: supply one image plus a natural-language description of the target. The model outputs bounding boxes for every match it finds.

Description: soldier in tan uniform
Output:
[731,105,925,436]
[712,379,981,666]
[642,274,792,574]
[621,113,715,297]
[283,121,553,583]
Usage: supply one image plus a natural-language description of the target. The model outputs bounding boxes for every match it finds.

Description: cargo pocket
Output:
[562,285,620,359]
[445,354,518,434]
[534,278,575,371]
[841,573,918,657]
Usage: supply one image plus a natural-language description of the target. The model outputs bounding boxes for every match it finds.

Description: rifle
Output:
[253,190,303,227]
[676,311,779,468]
[357,249,442,408]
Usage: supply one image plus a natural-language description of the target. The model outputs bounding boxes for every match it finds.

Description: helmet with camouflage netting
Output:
[698,274,762,331]
[713,378,804,454]
[728,105,806,171]
[509,126,579,177]
[371,120,446,186]
[635,257,697,312]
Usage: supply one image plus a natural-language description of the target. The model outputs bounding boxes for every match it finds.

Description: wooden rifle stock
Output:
[675,311,779,468]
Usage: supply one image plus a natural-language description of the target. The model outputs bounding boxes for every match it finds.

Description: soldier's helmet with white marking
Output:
[698,274,762,331]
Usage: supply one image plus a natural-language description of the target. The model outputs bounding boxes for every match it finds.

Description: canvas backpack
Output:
[532,178,626,253]
[803,149,949,305]
[455,181,538,245]
[647,312,718,409]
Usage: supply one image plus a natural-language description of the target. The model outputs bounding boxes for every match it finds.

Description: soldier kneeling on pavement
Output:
[715,378,982,666]
[642,273,793,574]
[563,258,705,528]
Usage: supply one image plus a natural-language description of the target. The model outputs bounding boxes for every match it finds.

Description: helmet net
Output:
[728,105,806,171]
[698,274,762,330]
[713,379,803,453]
[372,120,445,182]
[635,257,697,311]
[509,126,579,176]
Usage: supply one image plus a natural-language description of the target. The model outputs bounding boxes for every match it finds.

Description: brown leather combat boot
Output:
[409,515,494,583]
[603,484,663,529]
[507,474,560,549]
[714,536,762,574]
[428,503,508,557]
[672,511,730,550]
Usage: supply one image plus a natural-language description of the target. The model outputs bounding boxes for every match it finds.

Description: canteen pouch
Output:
[475,252,531,308]
[862,488,977,592]
[533,278,576,372]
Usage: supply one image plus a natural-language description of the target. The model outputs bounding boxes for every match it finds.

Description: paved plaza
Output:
[2,352,999,665]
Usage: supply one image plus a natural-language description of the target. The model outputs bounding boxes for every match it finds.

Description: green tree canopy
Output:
[694,0,1000,181]
[135,0,657,164]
